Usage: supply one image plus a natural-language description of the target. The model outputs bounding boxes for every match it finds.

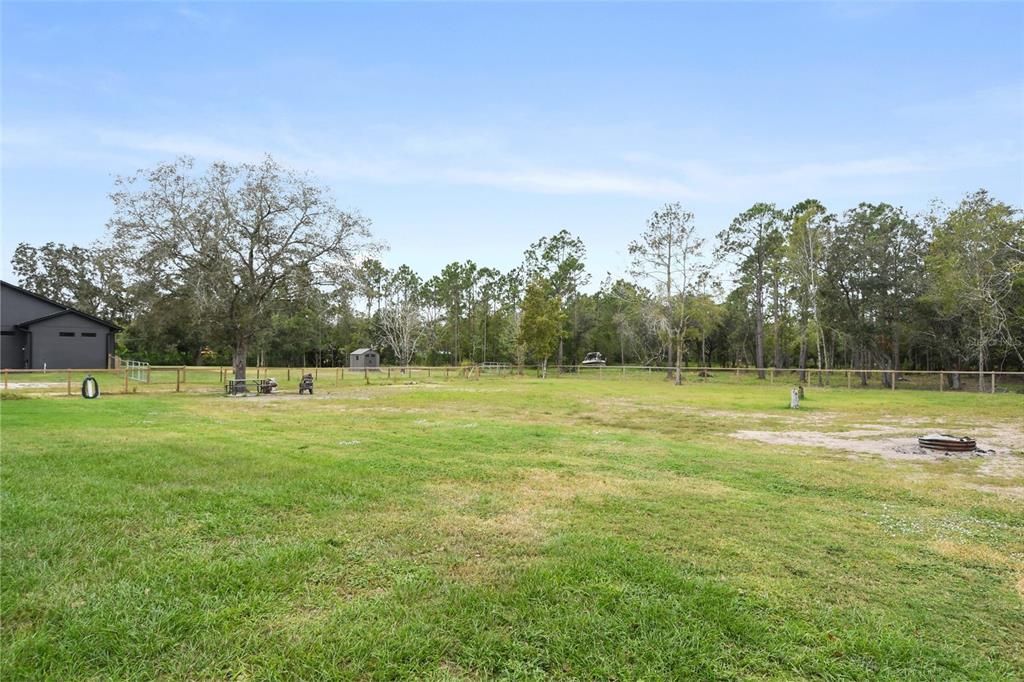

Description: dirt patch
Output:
[731,426,1024,479]
[980,458,1024,479]
[733,429,945,460]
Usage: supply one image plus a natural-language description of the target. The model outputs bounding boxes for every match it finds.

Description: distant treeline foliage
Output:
[11,158,1023,383]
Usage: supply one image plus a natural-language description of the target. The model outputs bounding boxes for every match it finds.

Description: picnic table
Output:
[224,378,277,395]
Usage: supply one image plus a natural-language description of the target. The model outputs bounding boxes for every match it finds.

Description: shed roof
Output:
[2,281,122,331]
[350,348,375,355]
[15,308,122,331]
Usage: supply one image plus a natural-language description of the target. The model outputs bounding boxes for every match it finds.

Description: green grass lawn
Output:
[2,379,1022,679]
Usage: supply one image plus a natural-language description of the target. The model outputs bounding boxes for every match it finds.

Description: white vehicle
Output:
[581,352,607,367]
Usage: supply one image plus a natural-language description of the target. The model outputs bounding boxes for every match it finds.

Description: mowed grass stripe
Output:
[2,380,1022,679]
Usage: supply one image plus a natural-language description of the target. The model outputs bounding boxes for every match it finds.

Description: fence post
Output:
[891,370,896,391]
[315,367,319,380]
[176,368,181,392]
[123,366,129,393]
[287,367,291,382]
[182,366,187,384]
[446,367,449,379]
[336,367,339,386]
[770,368,774,384]
[147,366,152,384]
[387,367,391,379]
[67,369,71,396]
[991,372,996,394]
[847,370,851,389]
[341,368,344,381]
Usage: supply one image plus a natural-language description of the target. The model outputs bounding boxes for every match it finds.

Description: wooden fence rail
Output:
[2,365,1022,395]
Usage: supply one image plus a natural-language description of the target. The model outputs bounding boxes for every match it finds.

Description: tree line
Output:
[10,156,1024,386]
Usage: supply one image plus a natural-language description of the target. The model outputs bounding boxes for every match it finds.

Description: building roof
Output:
[1,280,122,331]
[15,309,121,331]
[350,348,375,355]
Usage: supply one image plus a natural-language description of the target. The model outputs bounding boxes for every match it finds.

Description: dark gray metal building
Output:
[1,281,120,369]
[348,348,380,370]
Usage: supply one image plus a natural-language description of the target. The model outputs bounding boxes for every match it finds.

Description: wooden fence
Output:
[2,364,1023,396]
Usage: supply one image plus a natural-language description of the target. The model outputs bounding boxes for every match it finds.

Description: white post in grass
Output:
[790,387,800,409]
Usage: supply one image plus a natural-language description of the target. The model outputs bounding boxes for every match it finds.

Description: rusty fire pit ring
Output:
[917,434,977,452]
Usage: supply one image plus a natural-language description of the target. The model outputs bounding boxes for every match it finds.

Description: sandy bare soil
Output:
[731,422,1024,482]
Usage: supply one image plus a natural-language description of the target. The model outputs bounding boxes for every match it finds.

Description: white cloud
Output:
[441,167,698,198]
[176,5,209,26]
[92,129,260,164]
[67,126,701,198]
[3,119,1018,205]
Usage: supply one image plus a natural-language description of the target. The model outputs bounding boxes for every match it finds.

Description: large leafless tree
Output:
[376,265,426,368]
[108,156,372,388]
[629,202,707,384]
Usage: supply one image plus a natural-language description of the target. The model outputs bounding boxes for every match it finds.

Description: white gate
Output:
[125,359,150,383]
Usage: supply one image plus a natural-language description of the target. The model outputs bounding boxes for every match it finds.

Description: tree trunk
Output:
[674,338,682,385]
[978,328,985,393]
[893,327,900,387]
[754,303,766,379]
[814,320,825,386]
[233,337,248,393]
[572,302,578,365]
[666,330,675,380]
[798,334,808,383]
[773,319,782,370]
[541,357,548,379]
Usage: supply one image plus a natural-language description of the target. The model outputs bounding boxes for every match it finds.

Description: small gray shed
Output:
[349,348,380,370]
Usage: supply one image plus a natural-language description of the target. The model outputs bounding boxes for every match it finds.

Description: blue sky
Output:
[2,1,1022,285]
